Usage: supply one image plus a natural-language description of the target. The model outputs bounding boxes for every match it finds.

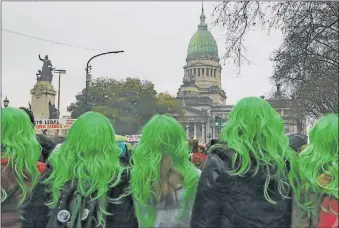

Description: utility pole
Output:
[54,69,66,117]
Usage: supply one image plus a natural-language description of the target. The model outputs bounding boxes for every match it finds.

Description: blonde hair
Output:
[153,155,184,203]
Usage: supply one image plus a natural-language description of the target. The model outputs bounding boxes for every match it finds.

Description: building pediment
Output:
[183,106,203,116]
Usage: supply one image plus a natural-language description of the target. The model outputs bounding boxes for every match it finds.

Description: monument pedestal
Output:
[31,81,57,135]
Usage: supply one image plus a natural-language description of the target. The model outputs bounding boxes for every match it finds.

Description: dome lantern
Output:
[187,4,219,60]
[198,2,207,29]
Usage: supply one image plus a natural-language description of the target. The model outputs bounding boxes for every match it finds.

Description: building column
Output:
[201,122,205,143]
[186,124,189,138]
[193,123,197,139]
[206,121,210,141]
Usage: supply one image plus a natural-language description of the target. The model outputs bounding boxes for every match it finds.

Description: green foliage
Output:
[67,78,184,135]
[157,92,184,118]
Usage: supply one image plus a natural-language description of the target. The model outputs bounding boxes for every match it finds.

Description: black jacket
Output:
[22,166,138,228]
[36,134,57,162]
[191,146,292,228]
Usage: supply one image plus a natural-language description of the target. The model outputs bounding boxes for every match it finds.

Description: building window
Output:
[189,69,192,76]
[210,69,213,78]
[206,68,209,76]
[202,68,204,76]
[214,69,217,78]
[198,68,200,77]
[193,68,196,76]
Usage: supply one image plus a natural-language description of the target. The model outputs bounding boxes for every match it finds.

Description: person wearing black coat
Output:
[190,97,297,228]
[22,111,138,228]
[191,145,293,228]
[22,164,138,228]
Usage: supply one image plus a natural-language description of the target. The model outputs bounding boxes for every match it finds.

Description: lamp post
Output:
[54,69,67,116]
[203,107,212,143]
[85,50,124,111]
[3,96,9,107]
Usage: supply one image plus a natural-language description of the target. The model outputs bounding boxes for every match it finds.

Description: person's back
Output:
[1,159,25,228]
[291,114,338,228]
[134,158,201,228]
[153,188,191,227]
[23,112,137,228]
[191,97,297,228]
[131,115,200,228]
[1,107,41,228]
[194,145,291,227]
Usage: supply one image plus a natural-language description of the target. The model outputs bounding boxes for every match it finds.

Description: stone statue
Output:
[36,70,42,81]
[48,101,59,119]
[183,71,196,85]
[38,54,54,83]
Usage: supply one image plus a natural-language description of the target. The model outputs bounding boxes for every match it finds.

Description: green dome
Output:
[187,9,218,59]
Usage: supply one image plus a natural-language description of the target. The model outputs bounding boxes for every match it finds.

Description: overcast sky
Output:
[2,1,283,116]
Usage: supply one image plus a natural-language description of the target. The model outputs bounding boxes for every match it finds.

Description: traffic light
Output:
[215,116,225,133]
[214,116,222,127]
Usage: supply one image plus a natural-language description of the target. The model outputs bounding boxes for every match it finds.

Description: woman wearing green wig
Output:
[1,107,41,228]
[191,96,298,228]
[130,114,201,227]
[24,111,138,228]
[291,113,338,228]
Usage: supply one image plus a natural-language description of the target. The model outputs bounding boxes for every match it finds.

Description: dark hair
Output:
[19,107,35,126]
[191,139,199,151]
[288,133,307,153]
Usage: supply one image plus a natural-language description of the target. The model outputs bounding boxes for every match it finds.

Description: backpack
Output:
[46,182,103,228]
[318,196,338,228]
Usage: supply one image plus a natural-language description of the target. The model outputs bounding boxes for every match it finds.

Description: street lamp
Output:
[85,50,124,111]
[3,96,9,107]
[54,69,67,116]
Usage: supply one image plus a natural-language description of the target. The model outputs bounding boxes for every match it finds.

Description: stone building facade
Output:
[176,7,306,142]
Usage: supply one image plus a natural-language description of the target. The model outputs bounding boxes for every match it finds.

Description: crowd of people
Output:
[1,96,338,228]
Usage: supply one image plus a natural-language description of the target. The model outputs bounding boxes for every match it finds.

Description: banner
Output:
[35,119,76,130]
[125,135,141,142]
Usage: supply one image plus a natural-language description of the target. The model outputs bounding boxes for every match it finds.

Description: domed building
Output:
[176,6,232,142]
[176,6,306,142]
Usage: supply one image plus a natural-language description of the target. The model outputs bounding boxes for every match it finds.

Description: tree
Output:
[67,78,184,134]
[156,92,185,119]
[213,1,339,119]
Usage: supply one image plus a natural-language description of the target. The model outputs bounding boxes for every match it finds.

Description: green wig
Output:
[44,111,124,225]
[130,114,200,227]
[297,114,338,210]
[219,97,298,203]
[1,107,41,204]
